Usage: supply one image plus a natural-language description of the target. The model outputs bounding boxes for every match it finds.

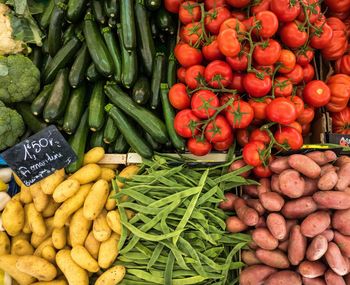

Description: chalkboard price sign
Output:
[1,125,77,186]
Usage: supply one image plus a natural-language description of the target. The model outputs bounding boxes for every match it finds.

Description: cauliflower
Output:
[0,100,25,151]
[0,54,40,103]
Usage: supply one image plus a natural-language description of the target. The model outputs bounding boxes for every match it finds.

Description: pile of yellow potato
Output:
[0,147,139,285]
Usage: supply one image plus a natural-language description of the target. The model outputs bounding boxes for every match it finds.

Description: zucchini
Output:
[31,83,53,116]
[132,76,151,105]
[88,81,105,132]
[67,0,88,22]
[84,12,114,77]
[135,0,156,77]
[16,103,48,133]
[48,2,66,57]
[120,0,136,50]
[104,0,119,18]
[108,17,118,28]
[39,0,55,29]
[156,7,174,33]
[69,43,91,88]
[30,47,42,69]
[90,128,107,148]
[160,83,186,151]
[104,83,168,143]
[43,69,70,123]
[144,132,161,151]
[91,0,107,24]
[150,52,165,109]
[113,134,129,153]
[103,116,119,144]
[150,16,158,39]
[145,0,161,11]
[167,35,177,87]
[62,24,75,45]
[63,84,87,134]
[66,110,89,173]
[86,63,101,82]
[42,38,49,54]
[105,104,153,158]
[102,27,122,83]
[41,54,52,73]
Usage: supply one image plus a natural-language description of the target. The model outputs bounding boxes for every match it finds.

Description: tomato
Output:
[225,100,254,129]
[169,83,191,110]
[253,156,273,178]
[297,106,315,125]
[243,72,272,98]
[213,134,234,151]
[230,73,245,93]
[236,128,250,146]
[253,11,279,38]
[226,0,250,8]
[226,52,248,71]
[219,18,247,36]
[331,107,350,134]
[249,97,272,120]
[274,126,303,150]
[273,76,293,97]
[301,123,311,136]
[179,1,201,24]
[285,121,303,134]
[336,55,350,75]
[217,29,241,57]
[180,22,203,46]
[175,43,202,68]
[164,0,183,13]
[270,0,300,22]
[249,129,270,144]
[204,60,233,88]
[324,0,350,13]
[191,90,219,118]
[310,22,333,49]
[251,0,271,14]
[302,64,315,83]
[298,0,321,24]
[280,22,308,48]
[254,65,274,76]
[185,65,205,89]
[174,109,200,138]
[287,95,304,117]
[231,11,246,21]
[220,93,240,108]
[266,98,297,124]
[303,80,331,107]
[204,0,226,10]
[187,137,212,156]
[285,64,304,85]
[202,38,224,61]
[243,141,266,167]
[296,49,314,67]
[205,115,233,143]
[205,7,231,35]
[278,49,296,74]
[326,74,350,112]
[253,39,281,66]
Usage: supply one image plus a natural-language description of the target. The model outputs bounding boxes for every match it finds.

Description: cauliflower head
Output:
[0,100,25,150]
[0,54,40,103]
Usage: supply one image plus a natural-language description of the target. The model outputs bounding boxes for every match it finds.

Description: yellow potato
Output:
[100,164,119,170]
[27,203,46,237]
[0,232,10,255]
[22,204,32,234]
[12,233,30,243]
[30,183,49,212]
[95,265,126,285]
[0,255,36,285]
[11,240,34,256]
[40,169,65,195]
[83,147,105,165]
[53,183,92,228]
[42,246,56,263]
[20,185,32,204]
[98,233,120,269]
[11,193,21,202]
[52,227,66,250]
[84,231,100,260]
[71,245,99,273]
[16,255,57,281]
[32,281,68,285]
[106,210,121,235]
[2,199,24,236]
[70,164,102,184]
[34,238,53,257]
[53,179,80,203]
[56,250,89,285]
[100,168,116,181]
[93,210,111,242]
[42,198,61,218]
[84,179,109,220]
[69,208,92,246]
[13,173,23,187]
[31,217,54,248]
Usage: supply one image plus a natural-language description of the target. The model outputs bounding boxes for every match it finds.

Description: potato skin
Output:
[301,211,331,238]
[42,198,61,218]
[333,208,350,235]
[334,231,350,257]
[288,225,307,266]
[266,213,287,240]
[239,265,277,285]
[271,175,281,193]
[11,239,34,256]
[40,169,65,195]
[16,255,57,281]
[320,229,334,242]
[99,168,116,181]
[259,192,285,212]
[303,178,318,196]
[302,277,326,285]
[71,245,99,273]
[336,163,350,191]
[269,156,290,174]
[0,232,10,255]
[288,154,321,179]
[98,233,120,269]
[93,210,112,242]
[84,179,109,220]
[265,270,302,285]
[282,196,317,219]
[325,242,349,276]
[95,265,126,285]
[31,217,54,248]
[225,216,248,233]
[255,249,290,269]
[83,147,105,165]
[246,199,265,215]
[318,171,338,191]
[306,151,337,166]
[70,164,102,184]
[53,179,80,203]
[0,255,36,285]
[306,235,328,261]
[41,246,56,263]
[241,250,261,265]
[52,227,67,250]
[69,208,92,247]
[298,260,326,278]
[31,281,68,285]
[27,203,46,237]
[313,191,350,210]
[20,184,33,204]
[324,269,346,285]
[279,169,305,198]
[252,228,278,250]
[2,199,25,236]
[234,198,259,226]
[84,231,100,260]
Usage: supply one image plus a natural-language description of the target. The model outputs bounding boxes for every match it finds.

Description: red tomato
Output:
[213,134,234,151]
[202,38,224,61]
[297,106,315,125]
[248,97,272,120]
[266,97,297,124]
[251,0,271,14]
[298,0,321,24]
[204,60,233,88]
[191,90,219,118]
[220,93,240,107]
[285,121,303,133]
[273,76,293,97]
[270,0,300,22]
[175,43,202,68]
[204,0,226,10]
[226,52,248,71]
[226,0,250,8]
[174,109,200,138]
[219,18,247,36]
[236,128,250,146]
[324,0,350,13]
[274,126,303,150]
[253,156,273,178]
[278,49,296,74]
[335,54,350,75]
[231,11,246,21]
[169,83,191,110]
[253,11,279,38]
[225,101,254,128]
[310,22,334,49]
[187,138,212,156]
[243,72,272,98]
[205,7,231,35]
[331,107,350,134]
[249,129,270,144]
[180,22,203,46]
[253,39,282,66]
[185,65,205,89]
[280,22,308,48]
[287,95,304,117]
[296,49,314,66]
[177,67,186,83]
[285,64,304,85]
[164,0,183,13]
[301,123,311,136]
[205,115,233,143]
[230,73,245,93]
[302,64,315,83]
[179,1,201,24]
[217,29,241,57]
[303,80,331,107]
[243,141,266,167]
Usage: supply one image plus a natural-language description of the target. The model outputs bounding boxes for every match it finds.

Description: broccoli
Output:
[0,54,40,103]
[0,100,25,150]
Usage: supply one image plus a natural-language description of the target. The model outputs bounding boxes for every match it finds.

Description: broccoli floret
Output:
[0,101,25,150]
[0,54,40,103]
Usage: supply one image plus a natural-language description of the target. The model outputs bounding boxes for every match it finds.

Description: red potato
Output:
[228,159,251,178]
[265,270,302,285]
[241,250,261,265]
[325,269,346,285]
[243,185,259,198]
[306,151,337,166]
[257,178,271,195]
[320,229,334,242]
[335,156,350,167]
[266,213,287,240]
[234,198,259,226]
[269,156,290,174]
[345,273,350,284]
[239,265,277,285]
[259,192,285,212]
[306,235,328,261]
[288,154,321,179]
[281,196,317,219]
[333,208,350,235]
[298,260,327,278]
[288,225,307,266]
[278,240,289,252]
[252,228,279,250]
[318,171,338,191]
[302,277,326,285]
[301,211,331,238]
[219,193,238,210]
[225,216,248,233]
[255,249,290,269]
[321,164,338,176]
[256,216,267,228]
[303,178,318,196]
[246,199,265,215]
[343,187,350,194]
[271,174,281,193]
[284,219,298,241]
[334,231,350,258]
[325,242,349,276]
[279,169,305,198]
[313,191,350,210]
[336,163,350,191]
[249,241,258,250]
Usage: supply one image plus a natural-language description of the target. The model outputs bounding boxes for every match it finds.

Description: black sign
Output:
[1,125,77,186]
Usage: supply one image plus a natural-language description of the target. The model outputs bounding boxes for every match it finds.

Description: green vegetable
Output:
[16,103,47,133]
[48,2,66,57]
[132,76,151,105]
[103,116,118,144]
[91,0,106,24]
[86,63,101,82]
[113,134,129,153]
[120,0,136,50]
[102,27,122,83]
[31,83,53,116]
[69,43,91,88]
[39,0,54,29]
[150,52,165,109]
[88,81,105,132]
[90,127,107,148]
[104,0,119,18]
[67,0,88,22]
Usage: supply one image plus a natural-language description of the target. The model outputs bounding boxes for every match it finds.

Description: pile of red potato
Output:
[221,151,350,285]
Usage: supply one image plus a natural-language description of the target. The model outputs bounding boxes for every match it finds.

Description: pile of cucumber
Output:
[24,0,184,170]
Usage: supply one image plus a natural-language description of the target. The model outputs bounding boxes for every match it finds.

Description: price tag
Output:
[1,125,77,186]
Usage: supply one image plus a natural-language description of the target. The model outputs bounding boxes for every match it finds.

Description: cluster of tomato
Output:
[165,0,350,171]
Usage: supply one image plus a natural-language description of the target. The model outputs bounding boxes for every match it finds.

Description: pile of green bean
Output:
[113,155,254,285]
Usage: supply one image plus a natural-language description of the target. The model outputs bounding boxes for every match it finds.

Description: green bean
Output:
[204,247,224,258]
[127,270,164,284]
[147,243,164,270]
[164,252,175,285]
[222,242,247,284]
[118,202,161,215]
[118,206,130,251]
[213,165,252,184]
[115,189,156,205]
[160,240,189,271]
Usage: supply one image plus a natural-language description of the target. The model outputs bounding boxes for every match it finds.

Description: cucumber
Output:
[105,104,153,158]
[69,43,91,88]
[67,0,88,22]
[88,81,105,132]
[90,128,107,148]
[66,110,89,173]
[86,63,101,82]
[91,0,107,24]
[160,83,186,151]
[156,7,174,33]
[104,0,119,18]
[145,0,161,11]
[104,83,168,143]
[113,134,129,153]
[62,24,76,45]
[16,103,48,133]
[150,52,165,109]
[135,0,155,77]
[102,27,122,83]
[39,0,55,29]
[48,2,66,57]
[43,69,70,123]
[84,12,114,77]
[63,84,87,134]
[144,132,161,151]
[43,36,82,84]
[30,47,42,69]
[103,116,119,144]
[132,76,151,105]
[31,83,53,116]
[120,0,136,50]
